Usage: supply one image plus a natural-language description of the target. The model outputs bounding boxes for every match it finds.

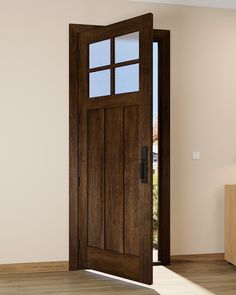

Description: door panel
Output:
[88,110,105,249]
[105,107,124,253]
[78,14,153,284]
[124,106,139,256]
[87,247,139,281]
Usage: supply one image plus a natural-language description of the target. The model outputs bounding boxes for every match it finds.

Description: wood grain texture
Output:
[87,94,139,110]
[138,14,153,284]
[87,247,139,281]
[70,25,171,274]
[69,24,99,270]
[71,14,154,284]
[2,262,236,295]
[84,14,153,45]
[88,110,105,249]
[0,261,68,274]
[165,261,236,295]
[225,185,236,265]
[0,270,158,295]
[105,107,124,253]
[69,24,80,271]
[124,106,139,256]
[78,31,89,269]
[171,253,224,262]
[154,30,171,266]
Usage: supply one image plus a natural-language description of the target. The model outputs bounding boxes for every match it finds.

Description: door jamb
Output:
[69,24,170,270]
[153,29,170,266]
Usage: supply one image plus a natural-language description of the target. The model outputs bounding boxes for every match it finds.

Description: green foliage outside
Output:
[153,174,158,249]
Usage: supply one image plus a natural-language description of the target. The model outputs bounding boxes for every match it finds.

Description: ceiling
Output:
[129,0,236,10]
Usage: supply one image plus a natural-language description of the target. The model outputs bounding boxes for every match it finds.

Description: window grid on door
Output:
[88,32,140,98]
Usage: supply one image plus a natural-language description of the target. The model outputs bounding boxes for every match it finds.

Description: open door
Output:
[77,14,153,284]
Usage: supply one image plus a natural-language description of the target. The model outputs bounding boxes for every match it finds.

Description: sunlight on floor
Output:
[153,266,215,295]
[153,249,158,263]
[88,266,216,295]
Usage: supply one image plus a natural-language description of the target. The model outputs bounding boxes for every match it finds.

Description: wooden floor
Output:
[0,261,236,294]
[0,270,157,295]
[164,261,236,295]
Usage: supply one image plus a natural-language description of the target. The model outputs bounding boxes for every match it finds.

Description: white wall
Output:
[1,0,236,263]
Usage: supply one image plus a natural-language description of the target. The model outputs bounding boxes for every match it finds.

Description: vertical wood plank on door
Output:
[88,110,105,249]
[69,25,79,270]
[138,14,153,284]
[124,106,139,256]
[78,33,89,268]
[105,107,124,253]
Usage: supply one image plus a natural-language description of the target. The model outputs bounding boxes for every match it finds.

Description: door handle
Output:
[140,146,148,183]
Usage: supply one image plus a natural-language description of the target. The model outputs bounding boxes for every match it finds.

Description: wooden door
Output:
[78,14,153,284]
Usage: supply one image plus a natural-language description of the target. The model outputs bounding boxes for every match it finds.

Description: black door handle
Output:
[140,146,148,183]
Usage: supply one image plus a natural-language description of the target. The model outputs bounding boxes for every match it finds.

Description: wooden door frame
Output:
[69,24,170,270]
[154,29,170,266]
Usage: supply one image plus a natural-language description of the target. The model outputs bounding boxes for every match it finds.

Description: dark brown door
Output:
[78,14,153,284]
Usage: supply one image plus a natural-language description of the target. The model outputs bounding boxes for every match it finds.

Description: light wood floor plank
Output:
[0,270,157,294]
[166,261,236,295]
[0,261,236,294]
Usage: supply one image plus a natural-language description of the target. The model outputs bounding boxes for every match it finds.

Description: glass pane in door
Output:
[115,64,139,94]
[89,69,111,98]
[89,39,111,69]
[115,32,139,63]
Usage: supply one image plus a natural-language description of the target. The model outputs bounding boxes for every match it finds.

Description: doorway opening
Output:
[153,41,159,263]
[152,30,170,265]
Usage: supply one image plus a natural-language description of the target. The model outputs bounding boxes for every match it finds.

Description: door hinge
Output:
[78,176,80,186]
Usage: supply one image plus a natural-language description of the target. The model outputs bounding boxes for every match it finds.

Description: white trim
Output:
[129,0,236,10]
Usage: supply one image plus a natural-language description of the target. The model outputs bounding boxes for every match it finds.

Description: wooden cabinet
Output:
[225,185,236,265]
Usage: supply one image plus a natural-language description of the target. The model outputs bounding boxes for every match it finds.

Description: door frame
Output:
[154,29,170,266]
[69,24,170,270]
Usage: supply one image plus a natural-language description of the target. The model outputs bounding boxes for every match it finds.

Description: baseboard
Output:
[171,253,224,262]
[0,261,69,274]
